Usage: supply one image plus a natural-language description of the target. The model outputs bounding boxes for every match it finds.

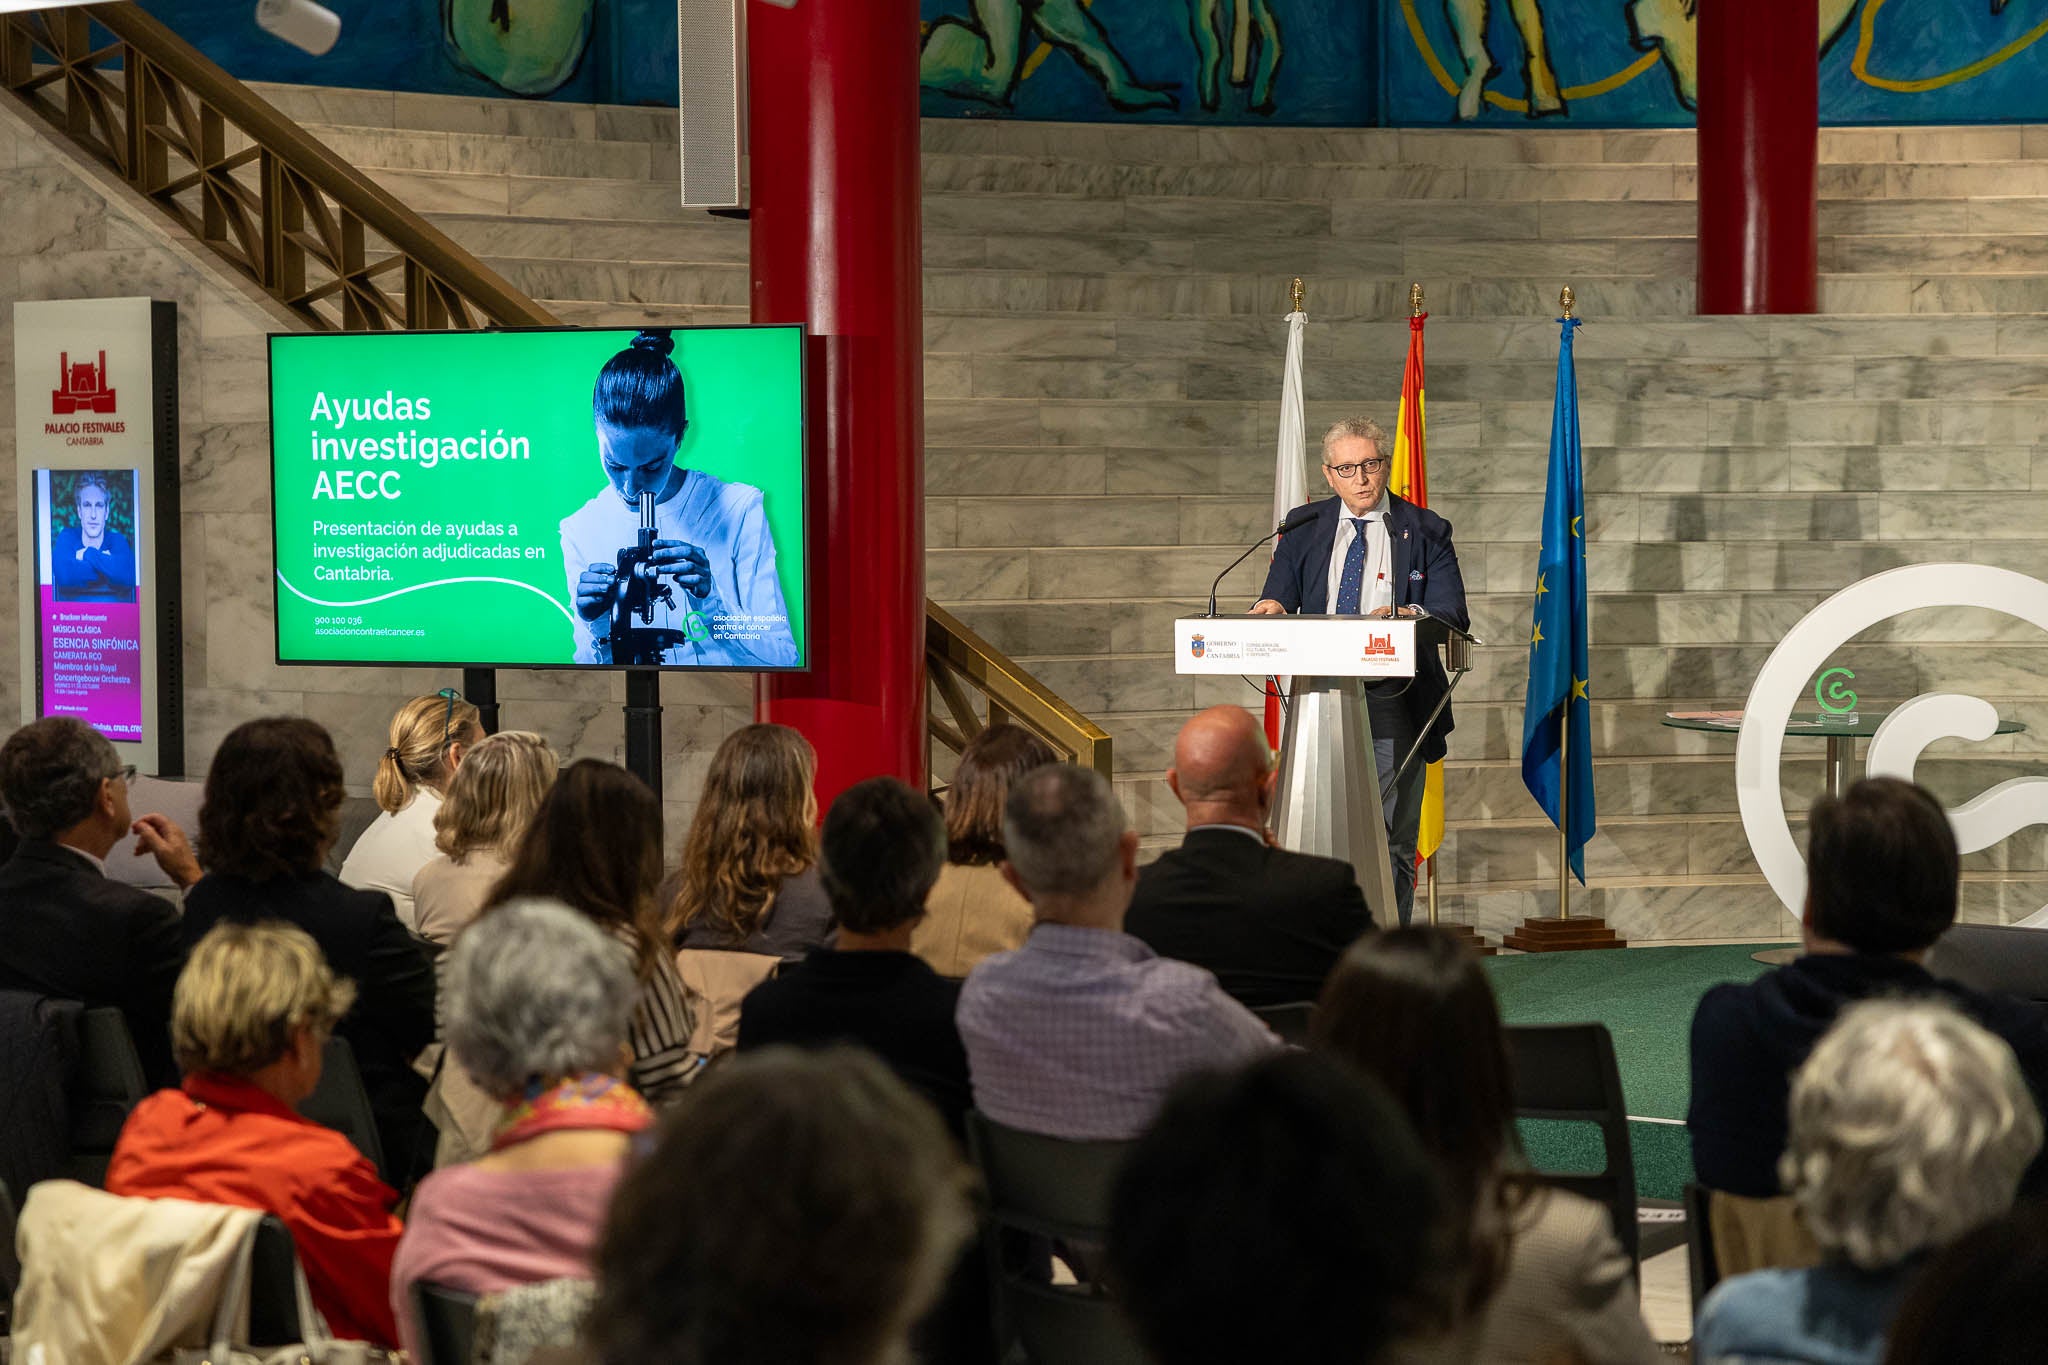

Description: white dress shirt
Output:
[1324,501,1394,616]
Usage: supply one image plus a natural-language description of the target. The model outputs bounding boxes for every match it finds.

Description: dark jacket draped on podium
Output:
[1257,493,1469,764]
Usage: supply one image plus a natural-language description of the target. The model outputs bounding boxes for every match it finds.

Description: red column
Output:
[747,0,926,804]
[1696,6,1818,314]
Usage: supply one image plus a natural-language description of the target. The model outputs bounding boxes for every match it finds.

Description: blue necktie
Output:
[1334,518,1369,615]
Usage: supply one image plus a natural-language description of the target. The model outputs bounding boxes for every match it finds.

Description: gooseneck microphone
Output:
[1206,506,1320,618]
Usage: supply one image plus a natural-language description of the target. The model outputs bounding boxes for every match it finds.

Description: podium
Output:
[1175,614,1438,927]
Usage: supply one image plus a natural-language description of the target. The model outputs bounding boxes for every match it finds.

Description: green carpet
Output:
[1484,945,1776,1201]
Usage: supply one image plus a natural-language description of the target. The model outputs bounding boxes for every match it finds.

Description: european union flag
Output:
[1521,313,1596,883]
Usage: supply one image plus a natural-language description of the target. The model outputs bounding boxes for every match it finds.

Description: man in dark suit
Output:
[1252,415,1469,925]
[0,717,202,1084]
[1126,706,1372,1008]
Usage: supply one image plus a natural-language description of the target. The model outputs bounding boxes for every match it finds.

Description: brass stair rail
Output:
[0,2,553,331]
[928,601,1113,785]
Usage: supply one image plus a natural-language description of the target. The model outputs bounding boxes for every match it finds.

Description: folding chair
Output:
[1682,1182,1721,1325]
[1505,1022,1640,1264]
[964,1110,1148,1365]
[1248,1000,1316,1046]
[299,1034,388,1182]
[413,1281,480,1365]
[68,1006,149,1186]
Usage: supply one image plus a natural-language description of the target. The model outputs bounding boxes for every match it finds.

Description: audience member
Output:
[1695,999,2042,1365]
[1689,778,2048,1203]
[666,723,833,962]
[1882,1203,2048,1365]
[486,759,697,1105]
[1126,704,1373,1008]
[411,730,558,946]
[182,717,437,1182]
[1109,1051,1456,1365]
[107,921,404,1346]
[739,776,971,1133]
[340,690,484,929]
[392,899,653,1358]
[913,724,1054,977]
[590,1047,976,1365]
[0,717,196,1084]
[955,764,1276,1140]
[1313,927,1661,1365]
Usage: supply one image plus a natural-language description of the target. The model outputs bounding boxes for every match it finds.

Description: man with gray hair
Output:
[956,764,1276,1140]
[0,717,200,1082]
[1251,415,1469,925]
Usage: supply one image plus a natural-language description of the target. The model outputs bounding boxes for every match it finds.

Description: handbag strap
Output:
[205,1225,334,1362]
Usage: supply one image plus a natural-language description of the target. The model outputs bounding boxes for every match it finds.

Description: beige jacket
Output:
[12,1180,265,1365]
[912,862,1035,978]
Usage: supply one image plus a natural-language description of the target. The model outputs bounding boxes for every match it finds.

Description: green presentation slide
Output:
[269,326,806,671]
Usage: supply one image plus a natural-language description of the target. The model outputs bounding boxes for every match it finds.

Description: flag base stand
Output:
[1503,916,1626,953]
[1437,922,1498,956]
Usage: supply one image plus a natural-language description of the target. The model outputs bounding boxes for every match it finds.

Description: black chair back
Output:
[1505,1022,1639,1263]
[413,1281,480,1365]
[1928,923,2048,1003]
[1248,1000,1315,1046]
[249,1216,307,1346]
[0,1177,18,1331]
[964,1111,1148,1365]
[298,1034,388,1182]
[68,1007,149,1186]
[1682,1181,1720,1322]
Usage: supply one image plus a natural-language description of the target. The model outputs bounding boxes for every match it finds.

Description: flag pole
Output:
[1556,283,1575,921]
[1291,275,1304,312]
[1408,279,1442,928]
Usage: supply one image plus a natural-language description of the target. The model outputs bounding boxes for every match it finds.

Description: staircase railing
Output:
[928,602,1112,784]
[4,4,1115,784]
[0,2,552,331]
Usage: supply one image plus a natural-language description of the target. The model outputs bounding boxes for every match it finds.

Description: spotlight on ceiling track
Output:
[255,0,341,56]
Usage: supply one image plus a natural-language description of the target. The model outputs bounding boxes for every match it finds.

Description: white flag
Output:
[1272,309,1309,533]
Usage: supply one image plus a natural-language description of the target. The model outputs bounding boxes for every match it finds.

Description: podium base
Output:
[1434,922,1497,956]
[1502,916,1627,953]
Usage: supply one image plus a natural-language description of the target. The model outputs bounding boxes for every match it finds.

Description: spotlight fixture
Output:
[255,0,341,56]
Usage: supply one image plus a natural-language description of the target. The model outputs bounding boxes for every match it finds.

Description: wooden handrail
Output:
[1,3,554,330]
[927,601,1113,784]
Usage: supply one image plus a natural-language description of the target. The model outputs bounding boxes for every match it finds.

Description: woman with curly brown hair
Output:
[181,716,438,1186]
[665,723,832,964]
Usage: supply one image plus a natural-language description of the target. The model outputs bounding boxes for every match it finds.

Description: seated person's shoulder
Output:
[1695,1267,1811,1349]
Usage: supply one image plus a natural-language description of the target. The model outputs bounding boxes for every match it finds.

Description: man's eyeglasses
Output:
[108,764,136,784]
[1325,458,1389,479]
[438,687,462,749]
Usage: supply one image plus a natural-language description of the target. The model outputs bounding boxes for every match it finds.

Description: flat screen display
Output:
[34,466,146,741]
[268,325,806,670]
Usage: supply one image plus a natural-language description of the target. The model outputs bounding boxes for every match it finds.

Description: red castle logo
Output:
[1362,632,1398,658]
[52,350,116,415]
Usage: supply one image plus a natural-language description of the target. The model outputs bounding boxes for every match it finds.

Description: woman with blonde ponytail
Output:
[339,690,483,929]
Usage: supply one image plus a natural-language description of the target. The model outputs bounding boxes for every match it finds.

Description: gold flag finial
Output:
[1290,277,1305,312]
[1560,284,1576,318]
[1409,282,1425,317]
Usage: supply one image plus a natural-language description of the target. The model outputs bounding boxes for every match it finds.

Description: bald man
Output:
[1124,706,1373,1009]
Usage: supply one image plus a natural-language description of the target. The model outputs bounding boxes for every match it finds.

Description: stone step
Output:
[276,121,680,181]
[484,255,747,307]
[429,213,745,263]
[252,81,679,142]
[534,299,745,327]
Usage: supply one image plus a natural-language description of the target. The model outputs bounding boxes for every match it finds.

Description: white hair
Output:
[1781,998,2043,1270]
[445,896,638,1098]
[1320,416,1389,461]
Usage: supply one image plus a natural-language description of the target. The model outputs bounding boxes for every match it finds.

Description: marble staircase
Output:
[249,84,2048,942]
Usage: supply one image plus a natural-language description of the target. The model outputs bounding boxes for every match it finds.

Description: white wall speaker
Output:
[677,0,744,209]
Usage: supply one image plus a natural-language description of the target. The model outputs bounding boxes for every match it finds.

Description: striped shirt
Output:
[956,923,1279,1140]
[621,933,699,1105]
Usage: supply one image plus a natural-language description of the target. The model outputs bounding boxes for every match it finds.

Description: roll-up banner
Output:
[14,298,183,775]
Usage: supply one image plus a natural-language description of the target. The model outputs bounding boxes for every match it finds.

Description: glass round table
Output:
[1661,709,2025,798]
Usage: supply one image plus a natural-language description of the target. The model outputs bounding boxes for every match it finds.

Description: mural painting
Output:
[134,0,2048,126]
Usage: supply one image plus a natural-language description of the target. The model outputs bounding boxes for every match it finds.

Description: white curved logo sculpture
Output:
[1736,563,2048,924]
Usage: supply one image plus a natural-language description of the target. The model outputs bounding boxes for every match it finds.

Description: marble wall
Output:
[0,101,752,839]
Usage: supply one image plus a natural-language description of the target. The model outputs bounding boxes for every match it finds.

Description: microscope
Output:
[608,490,691,665]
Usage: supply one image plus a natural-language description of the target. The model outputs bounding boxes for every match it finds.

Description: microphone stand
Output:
[1387,606,1484,791]
[1206,510,1316,617]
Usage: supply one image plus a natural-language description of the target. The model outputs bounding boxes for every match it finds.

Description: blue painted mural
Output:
[138,0,2048,126]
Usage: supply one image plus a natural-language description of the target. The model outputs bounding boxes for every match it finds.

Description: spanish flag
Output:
[1386,310,1443,863]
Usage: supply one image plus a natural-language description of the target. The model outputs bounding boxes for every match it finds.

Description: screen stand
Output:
[624,669,662,803]
[462,668,499,736]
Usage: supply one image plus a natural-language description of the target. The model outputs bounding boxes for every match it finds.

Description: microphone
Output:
[1206,507,1319,618]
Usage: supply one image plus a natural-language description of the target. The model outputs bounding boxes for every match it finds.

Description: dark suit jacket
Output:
[181,870,437,1179]
[0,839,186,1085]
[1124,827,1374,1009]
[736,948,972,1137]
[1258,492,1469,763]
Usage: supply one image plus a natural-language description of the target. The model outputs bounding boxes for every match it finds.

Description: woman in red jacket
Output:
[107,920,404,1346]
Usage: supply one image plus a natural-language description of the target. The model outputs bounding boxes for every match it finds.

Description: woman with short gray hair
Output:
[1694,998,2043,1364]
[389,898,655,1360]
